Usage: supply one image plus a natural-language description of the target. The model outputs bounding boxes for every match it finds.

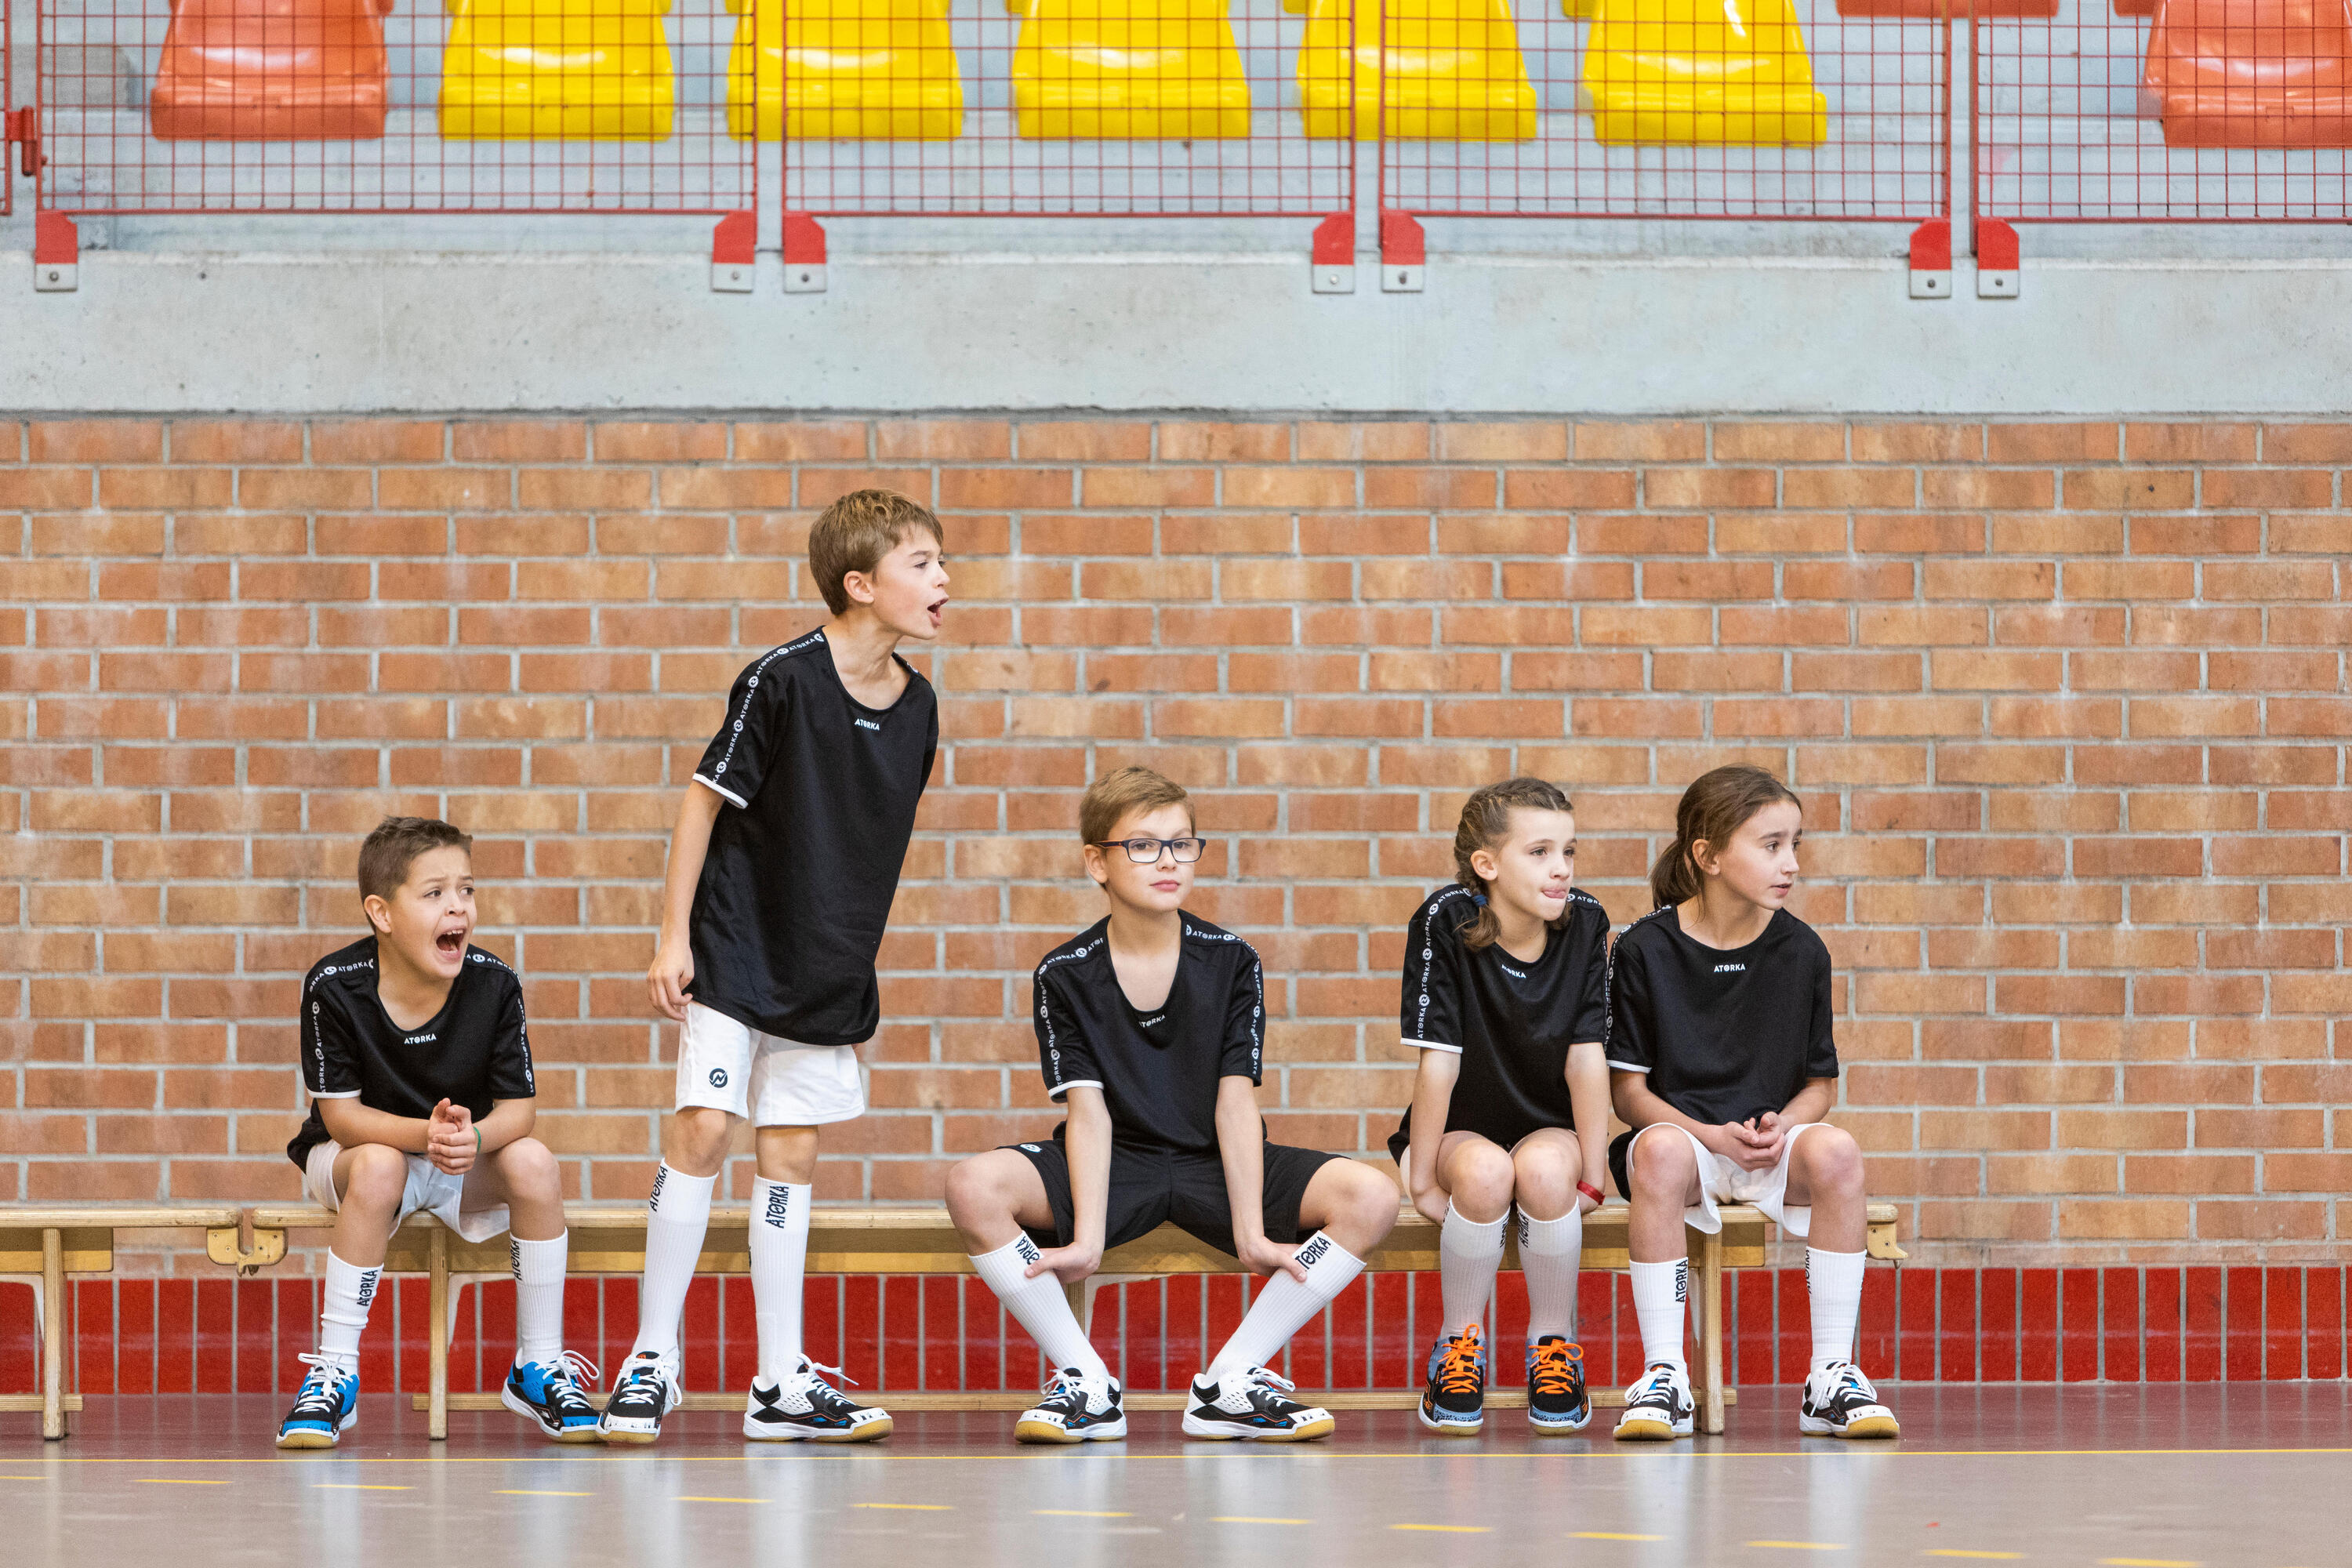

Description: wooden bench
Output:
[8,1200,1902,1440]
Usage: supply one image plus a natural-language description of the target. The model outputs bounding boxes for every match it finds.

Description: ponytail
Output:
[1453,777,1573,950]
[1650,764,1803,909]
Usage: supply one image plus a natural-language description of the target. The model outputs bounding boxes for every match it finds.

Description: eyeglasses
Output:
[1091,837,1210,864]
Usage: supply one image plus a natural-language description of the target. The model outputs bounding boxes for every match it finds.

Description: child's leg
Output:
[1624,1127,1704,1371]
[318,1145,408,1367]
[1508,1129,1584,1341]
[1204,1158,1396,1380]
[944,1149,1110,1381]
[1434,1134,1512,1337]
[1783,1125,1867,1370]
[750,1124,818,1385]
[469,1137,568,1366]
[626,1107,733,1359]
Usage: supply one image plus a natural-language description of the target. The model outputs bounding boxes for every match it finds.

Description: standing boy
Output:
[599,490,948,1444]
[277,815,589,1448]
[944,767,1399,1443]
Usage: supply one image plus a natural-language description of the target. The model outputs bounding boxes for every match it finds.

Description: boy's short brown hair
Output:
[358,815,473,903]
[1079,766,1194,847]
[808,489,946,617]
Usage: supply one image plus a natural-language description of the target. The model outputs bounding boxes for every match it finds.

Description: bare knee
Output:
[1510,1144,1577,1220]
[1629,1131,1696,1200]
[340,1144,408,1213]
[1327,1161,1400,1246]
[1448,1142,1515,1223]
[495,1135,561,1198]
[1796,1126,1864,1196]
[944,1153,1018,1236]
[665,1107,735,1177]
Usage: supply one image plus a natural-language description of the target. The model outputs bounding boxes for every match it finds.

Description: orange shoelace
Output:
[1530,1340,1584,1398]
[1433,1327,1483,1395]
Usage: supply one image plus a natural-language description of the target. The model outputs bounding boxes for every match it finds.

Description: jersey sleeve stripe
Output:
[307,1088,364,1098]
[691,772,750,808]
[1403,1037,1462,1054]
[1046,1079,1104,1099]
[1606,1060,1649,1073]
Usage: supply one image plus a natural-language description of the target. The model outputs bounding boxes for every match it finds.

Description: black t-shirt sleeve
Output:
[1570,913,1610,1044]
[1035,966,1102,1100]
[488,975,536,1101]
[1603,929,1654,1074]
[304,985,363,1099]
[1221,944,1265,1084]
[692,658,791,808]
[1806,942,1839,1080]
[1400,897,1462,1052]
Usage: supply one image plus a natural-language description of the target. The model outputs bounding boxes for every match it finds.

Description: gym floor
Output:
[5,1388,2345,1566]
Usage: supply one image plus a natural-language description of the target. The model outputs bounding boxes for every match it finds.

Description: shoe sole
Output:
[1799,1414,1900,1440]
[1181,1414,1336,1442]
[743,1415,894,1443]
[501,1385,603,1444]
[1417,1404,1483,1436]
[1611,1415,1691,1441]
[597,1423,661,1446]
[1529,1410,1592,1434]
[273,1426,345,1450]
[1015,1416,1128,1444]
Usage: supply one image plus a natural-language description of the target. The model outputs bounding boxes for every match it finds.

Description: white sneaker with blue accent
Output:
[503,1351,604,1443]
[275,1354,361,1450]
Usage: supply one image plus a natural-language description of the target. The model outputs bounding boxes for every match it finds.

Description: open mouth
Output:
[435,930,467,958]
[926,597,948,625]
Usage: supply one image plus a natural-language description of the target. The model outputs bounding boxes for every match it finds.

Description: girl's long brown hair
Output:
[1454,777,1573,950]
[1650,764,1803,909]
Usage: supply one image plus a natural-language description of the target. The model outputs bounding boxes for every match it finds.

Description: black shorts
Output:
[1007,1134,1339,1258]
[1384,1111,1567,1168]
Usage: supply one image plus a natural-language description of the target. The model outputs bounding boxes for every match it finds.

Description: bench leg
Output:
[42,1229,66,1441]
[1697,1230,1725,1436]
[428,1228,448,1443]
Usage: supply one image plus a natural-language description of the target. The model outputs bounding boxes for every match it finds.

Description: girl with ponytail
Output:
[1603,764,1897,1445]
[1388,778,1613,1437]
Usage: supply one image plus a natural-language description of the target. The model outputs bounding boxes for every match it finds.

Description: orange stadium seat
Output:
[150,0,394,140]
[2143,0,2352,146]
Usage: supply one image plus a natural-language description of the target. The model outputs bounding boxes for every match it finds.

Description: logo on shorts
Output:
[1014,1236,1042,1265]
[1019,1143,1041,1153]
[710,1068,730,1088]
[1294,1234,1333,1269]
[1714,963,1747,974]
[764,1185,793,1226]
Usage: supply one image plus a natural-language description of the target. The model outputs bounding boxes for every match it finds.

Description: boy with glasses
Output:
[943,766,1399,1443]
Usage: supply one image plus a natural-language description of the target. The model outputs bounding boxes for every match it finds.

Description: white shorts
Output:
[673,1001,867,1127]
[302,1140,510,1244]
[1627,1121,1835,1240]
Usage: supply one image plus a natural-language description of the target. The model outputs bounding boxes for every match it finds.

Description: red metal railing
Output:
[1975,0,2352,222]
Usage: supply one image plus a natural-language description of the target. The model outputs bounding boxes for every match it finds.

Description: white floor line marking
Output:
[1923,1552,2023,1560]
[1213,1517,1312,1525]
[1748,1542,1846,1552]
[1034,1509,1133,1518]
[1572,1532,1667,1541]
[852,1502,953,1511]
[495,1490,593,1497]
[140,1479,230,1486]
[1394,1524,1490,1533]
[678,1496,766,1504]
[314,1483,412,1491]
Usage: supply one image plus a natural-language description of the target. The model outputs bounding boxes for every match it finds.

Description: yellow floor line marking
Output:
[1573,1532,1667,1541]
[678,1496,766,1504]
[140,1479,230,1486]
[852,1502,954,1511]
[1393,1524,1490,1534]
[38,1446,2352,1466]
[1034,1509,1133,1518]
[2098,1559,2201,1567]
[1925,1553,2024,1560]
[314,1483,412,1491]
[1213,1517,1312,1525]
[0,1476,53,1482]
[1749,1542,1845,1552]
[495,1490,594,1497]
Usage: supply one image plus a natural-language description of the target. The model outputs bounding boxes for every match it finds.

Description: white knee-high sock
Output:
[753,1178,812,1385]
[511,1232,569,1366]
[1439,1203,1506,1337]
[317,1250,381,1371]
[1517,1209,1583,1341]
[1206,1232,1366,1381]
[970,1236,1111,1383]
[1806,1247,1866,1372]
[1629,1258,1689,1372]
[630,1163,717,1359]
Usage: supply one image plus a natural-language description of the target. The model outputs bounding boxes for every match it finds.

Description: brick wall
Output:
[2,416,2347,1269]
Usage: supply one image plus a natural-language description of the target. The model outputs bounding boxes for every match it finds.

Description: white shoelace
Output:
[530,1349,601,1395]
[289,1353,354,1410]
[797,1357,858,1389]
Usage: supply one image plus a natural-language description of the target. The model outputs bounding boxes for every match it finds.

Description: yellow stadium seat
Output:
[439,0,675,140]
[1298,0,1537,140]
[1011,0,1250,138]
[1582,0,1827,144]
[725,0,963,140]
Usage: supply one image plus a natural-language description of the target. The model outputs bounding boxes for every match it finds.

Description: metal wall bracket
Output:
[1975,218,2020,298]
[782,212,828,294]
[1310,212,1354,294]
[711,209,756,293]
[1907,217,1951,299]
[34,211,78,292]
[1379,210,1425,292]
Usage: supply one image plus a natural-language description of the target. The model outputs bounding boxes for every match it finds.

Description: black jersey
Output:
[687,629,938,1045]
[1604,905,1838,1127]
[1031,912,1265,1156]
[1386,884,1611,1163]
[286,937,535,1171]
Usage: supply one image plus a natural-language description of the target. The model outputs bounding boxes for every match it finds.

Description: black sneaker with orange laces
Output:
[1526,1335,1592,1432]
[1418,1324,1486,1435]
